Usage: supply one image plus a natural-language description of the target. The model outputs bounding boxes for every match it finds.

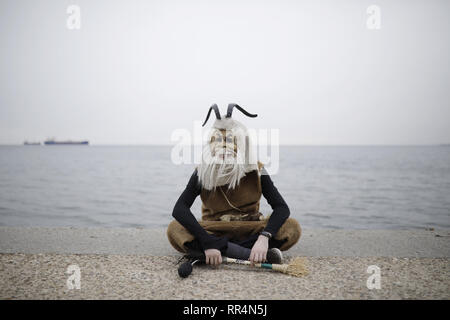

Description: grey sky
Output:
[1,0,449,145]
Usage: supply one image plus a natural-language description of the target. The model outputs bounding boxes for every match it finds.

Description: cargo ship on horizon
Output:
[23,141,41,145]
[44,138,89,145]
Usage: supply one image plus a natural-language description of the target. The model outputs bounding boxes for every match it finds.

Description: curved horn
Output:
[202,104,221,127]
[226,104,258,118]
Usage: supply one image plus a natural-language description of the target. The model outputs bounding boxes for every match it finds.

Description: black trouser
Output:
[185,234,286,255]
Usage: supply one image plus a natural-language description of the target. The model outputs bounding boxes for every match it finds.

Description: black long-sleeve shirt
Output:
[172,168,290,251]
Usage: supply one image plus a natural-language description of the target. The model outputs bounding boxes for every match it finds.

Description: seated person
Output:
[167,104,301,265]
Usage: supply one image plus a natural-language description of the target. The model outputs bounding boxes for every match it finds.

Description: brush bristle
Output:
[285,257,308,277]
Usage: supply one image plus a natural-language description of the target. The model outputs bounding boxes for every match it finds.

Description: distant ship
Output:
[44,139,89,145]
[24,141,41,145]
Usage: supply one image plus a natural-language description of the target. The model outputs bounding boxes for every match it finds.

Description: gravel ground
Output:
[1,253,448,300]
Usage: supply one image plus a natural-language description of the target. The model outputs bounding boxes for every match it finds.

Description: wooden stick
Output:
[222,257,308,277]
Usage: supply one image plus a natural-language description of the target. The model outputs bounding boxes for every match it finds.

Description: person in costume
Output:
[167,103,301,265]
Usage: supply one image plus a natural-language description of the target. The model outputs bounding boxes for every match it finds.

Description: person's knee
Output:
[288,217,301,236]
[166,220,181,240]
[275,218,301,251]
[166,220,193,253]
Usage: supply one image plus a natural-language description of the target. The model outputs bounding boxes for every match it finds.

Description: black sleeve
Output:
[260,168,290,236]
[172,170,228,251]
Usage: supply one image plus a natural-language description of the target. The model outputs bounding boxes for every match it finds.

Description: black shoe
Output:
[266,248,283,264]
[186,249,206,262]
[176,249,205,266]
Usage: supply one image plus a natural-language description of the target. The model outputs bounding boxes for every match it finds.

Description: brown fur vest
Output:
[200,163,264,222]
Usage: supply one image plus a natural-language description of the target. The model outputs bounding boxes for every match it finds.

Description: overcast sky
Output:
[0,0,449,145]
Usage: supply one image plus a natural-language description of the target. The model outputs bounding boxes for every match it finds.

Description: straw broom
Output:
[222,257,308,277]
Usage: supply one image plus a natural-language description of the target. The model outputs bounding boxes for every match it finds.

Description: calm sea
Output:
[0,145,449,229]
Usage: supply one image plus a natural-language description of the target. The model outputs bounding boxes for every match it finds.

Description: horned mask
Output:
[197,103,259,190]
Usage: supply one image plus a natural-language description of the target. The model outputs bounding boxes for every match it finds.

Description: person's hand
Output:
[250,235,269,264]
[204,248,222,266]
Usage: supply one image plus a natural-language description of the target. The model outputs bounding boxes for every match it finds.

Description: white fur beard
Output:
[197,144,247,191]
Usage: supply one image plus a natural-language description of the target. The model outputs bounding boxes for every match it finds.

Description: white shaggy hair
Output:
[197,117,258,191]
